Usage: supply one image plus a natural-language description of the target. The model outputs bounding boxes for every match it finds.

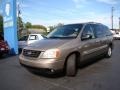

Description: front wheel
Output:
[106,46,112,58]
[66,54,77,76]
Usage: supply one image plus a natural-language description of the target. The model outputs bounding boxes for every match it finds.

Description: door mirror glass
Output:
[81,34,92,41]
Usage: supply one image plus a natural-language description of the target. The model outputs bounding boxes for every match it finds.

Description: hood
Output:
[25,39,71,51]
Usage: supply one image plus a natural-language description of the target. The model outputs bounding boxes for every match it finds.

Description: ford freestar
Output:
[19,22,113,76]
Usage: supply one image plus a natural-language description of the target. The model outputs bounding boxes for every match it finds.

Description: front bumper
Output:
[19,55,65,71]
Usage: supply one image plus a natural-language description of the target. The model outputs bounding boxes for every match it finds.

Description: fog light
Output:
[51,69,54,72]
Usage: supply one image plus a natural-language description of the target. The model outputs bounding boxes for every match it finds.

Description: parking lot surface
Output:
[0,41,120,90]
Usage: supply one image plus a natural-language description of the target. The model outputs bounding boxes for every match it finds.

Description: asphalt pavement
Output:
[0,40,120,90]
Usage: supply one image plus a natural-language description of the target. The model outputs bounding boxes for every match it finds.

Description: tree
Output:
[56,23,64,27]
[48,23,64,33]
[0,15,3,34]
[25,22,32,29]
[31,25,47,32]
[48,26,55,32]
[31,25,46,29]
[17,16,24,37]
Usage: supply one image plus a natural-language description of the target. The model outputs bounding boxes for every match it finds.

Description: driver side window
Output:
[81,24,95,40]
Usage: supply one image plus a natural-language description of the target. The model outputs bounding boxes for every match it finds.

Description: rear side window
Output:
[91,24,105,38]
[19,35,28,41]
[91,24,112,38]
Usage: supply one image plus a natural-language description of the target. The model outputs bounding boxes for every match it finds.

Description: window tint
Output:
[19,35,28,41]
[91,24,105,38]
[91,24,112,38]
[47,24,83,39]
[103,26,112,36]
[81,24,95,39]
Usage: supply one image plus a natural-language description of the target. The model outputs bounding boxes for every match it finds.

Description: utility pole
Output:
[111,7,114,30]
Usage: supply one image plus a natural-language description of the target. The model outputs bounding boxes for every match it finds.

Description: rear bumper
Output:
[19,55,65,71]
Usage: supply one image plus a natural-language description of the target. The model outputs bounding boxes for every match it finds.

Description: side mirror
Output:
[81,34,92,41]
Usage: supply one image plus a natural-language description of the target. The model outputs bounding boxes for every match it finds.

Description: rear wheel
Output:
[106,46,112,58]
[66,54,77,76]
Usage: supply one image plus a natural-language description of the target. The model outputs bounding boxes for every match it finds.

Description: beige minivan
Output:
[19,22,113,76]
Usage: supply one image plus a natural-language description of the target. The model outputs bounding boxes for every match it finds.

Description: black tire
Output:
[106,46,112,58]
[66,54,77,76]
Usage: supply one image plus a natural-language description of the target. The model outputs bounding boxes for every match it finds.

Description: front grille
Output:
[23,49,41,58]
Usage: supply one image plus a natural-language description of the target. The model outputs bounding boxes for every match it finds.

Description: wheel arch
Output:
[64,51,81,70]
[109,42,113,49]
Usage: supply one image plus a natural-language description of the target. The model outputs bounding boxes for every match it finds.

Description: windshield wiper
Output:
[48,36,76,39]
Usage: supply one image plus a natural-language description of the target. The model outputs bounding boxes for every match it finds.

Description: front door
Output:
[80,24,100,61]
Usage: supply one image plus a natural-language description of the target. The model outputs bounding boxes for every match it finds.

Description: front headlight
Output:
[42,49,60,58]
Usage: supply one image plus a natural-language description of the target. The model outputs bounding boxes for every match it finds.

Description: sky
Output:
[2,0,120,28]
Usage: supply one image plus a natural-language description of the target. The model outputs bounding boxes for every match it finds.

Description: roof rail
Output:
[87,22,102,24]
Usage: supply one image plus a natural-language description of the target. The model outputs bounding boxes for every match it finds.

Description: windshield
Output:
[47,24,83,39]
